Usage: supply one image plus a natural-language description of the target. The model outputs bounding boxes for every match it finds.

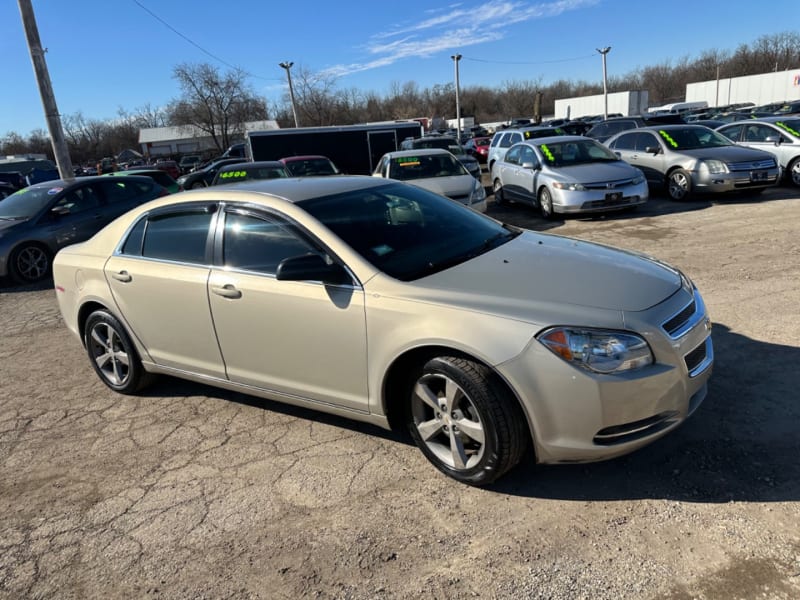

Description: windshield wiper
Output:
[406,228,519,280]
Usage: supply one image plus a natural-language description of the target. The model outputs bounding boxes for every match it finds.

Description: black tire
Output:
[667,168,692,200]
[190,180,205,189]
[538,186,555,219]
[84,310,153,394]
[492,178,506,205]
[9,243,52,284]
[787,157,800,187]
[406,355,528,486]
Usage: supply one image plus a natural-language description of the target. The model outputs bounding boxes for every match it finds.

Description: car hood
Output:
[407,175,475,197]
[547,160,640,182]
[409,231,681,318]
[677,145,775,163]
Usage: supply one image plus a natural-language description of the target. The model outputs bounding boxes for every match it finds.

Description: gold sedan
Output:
[54,176,713,486]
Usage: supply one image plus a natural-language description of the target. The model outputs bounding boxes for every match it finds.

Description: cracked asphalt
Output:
[1,183,799,599]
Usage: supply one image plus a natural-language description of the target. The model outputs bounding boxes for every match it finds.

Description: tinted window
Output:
[718,124,744,141]
[499,133,514,148]
[54,185,101,213]
[100,180,154,204]
[504,145,522,165]
[223,211,316,275]
[121,218,146,255]
[609,132,639,150]
[141,210,213,264]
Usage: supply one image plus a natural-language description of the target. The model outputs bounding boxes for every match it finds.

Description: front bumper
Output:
[552,181,649,214]
[497,286,713,463]
[692,167,780,193]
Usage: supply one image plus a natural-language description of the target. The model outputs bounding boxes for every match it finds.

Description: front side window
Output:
[54,185,101,213]
[504,145,522,165]
[609,132,638,151]
[222,211,317,275]
[499,133,514,148]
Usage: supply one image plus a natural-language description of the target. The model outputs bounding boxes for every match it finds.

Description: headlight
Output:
[552,181,587,191]
[537,327,653,374]
[633,175,645,185]
[701,160,728,174]
[470,178,486,202]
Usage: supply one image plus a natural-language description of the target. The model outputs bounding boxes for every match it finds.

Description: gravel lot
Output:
[1,180,799,599]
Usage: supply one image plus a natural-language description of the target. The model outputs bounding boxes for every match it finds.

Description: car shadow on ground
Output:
[493,321,800,503]
[0,276,53,293]
[485,183,797,232]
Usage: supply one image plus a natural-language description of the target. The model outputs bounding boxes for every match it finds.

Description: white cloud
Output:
[322,0,599,78]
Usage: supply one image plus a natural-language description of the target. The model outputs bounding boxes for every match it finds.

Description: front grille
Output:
[584,178,637,190]
[581,196,639,209]
[684,339,708,375]
[728,158,776,171]
[662,299,696,337]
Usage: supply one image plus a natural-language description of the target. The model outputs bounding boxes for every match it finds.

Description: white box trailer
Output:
[554,90,650,119]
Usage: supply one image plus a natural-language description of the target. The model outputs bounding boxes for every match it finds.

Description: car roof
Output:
[218,161,284,170]
[280,155,331,162]
[384,149,454,158]
[176,174,394,204]
[521,135,595,145]
[27,175,154,189]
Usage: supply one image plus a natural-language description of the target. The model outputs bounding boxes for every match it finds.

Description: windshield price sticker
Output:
[658,130,679,148]
[775,122,799,137]
[540,144,555,162]
[221,171,248,179]
[396,157,420,167]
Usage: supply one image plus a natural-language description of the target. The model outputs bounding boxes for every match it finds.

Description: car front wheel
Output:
[406,355,527,486]
[85,310,152,394]
[492,178,506,205]
[538,186,555,219]
[787,157,800,187]
[667,168,692,200]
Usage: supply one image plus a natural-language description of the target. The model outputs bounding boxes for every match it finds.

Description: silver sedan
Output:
[490,136,648,218]
[716,117,800,187]
[606,124,780,200]
[53,176,712,486]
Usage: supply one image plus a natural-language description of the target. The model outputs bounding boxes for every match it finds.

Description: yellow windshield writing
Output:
[658,130,678,148]
[540,144,555,162]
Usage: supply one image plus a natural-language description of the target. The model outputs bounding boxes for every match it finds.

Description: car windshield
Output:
[656,127,733,150]
[0,184,61,219]
[536,140,619,166]
[774,119,800,137]
[299,181,519,281]
[285,159,339,176]
[388,154,467,180]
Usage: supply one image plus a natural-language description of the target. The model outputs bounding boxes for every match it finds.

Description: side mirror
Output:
[764,135,781,145]
[645,146,661,155]
[276,254,350,285]
[520,160,539,170]
[50,205,70,217]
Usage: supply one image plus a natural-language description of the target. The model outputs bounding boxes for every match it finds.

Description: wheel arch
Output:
[381,344,536,458]
[77,300,113,348]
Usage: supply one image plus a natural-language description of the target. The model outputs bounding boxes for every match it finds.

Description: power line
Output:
[462,53,597,66]
[131,0,281,82]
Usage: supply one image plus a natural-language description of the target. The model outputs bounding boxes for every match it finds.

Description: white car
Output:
[372,149,486,212]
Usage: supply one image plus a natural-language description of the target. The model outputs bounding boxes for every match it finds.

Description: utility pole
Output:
[597,47,611,120]
[18,0,73,179]
[279,61,299,128]
[451,54,462,141]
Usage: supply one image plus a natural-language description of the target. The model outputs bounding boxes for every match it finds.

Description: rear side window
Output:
[100,180,154,204]
[120,209,214,263]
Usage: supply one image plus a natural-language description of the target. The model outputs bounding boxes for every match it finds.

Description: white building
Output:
[139,120,279,157]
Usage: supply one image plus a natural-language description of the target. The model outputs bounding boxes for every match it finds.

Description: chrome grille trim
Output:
[661,289,706,339]
[728,158,776,171]
[686,338,714,378]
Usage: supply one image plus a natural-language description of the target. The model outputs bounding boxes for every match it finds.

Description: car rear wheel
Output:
[538,187,555,219]
[85,310,152,394]
[667,168,692,200]
[190,180,205,189]
[406,355,527,486]
[492,178,506,205]
[9,243,51,284]
[787,157,800,187]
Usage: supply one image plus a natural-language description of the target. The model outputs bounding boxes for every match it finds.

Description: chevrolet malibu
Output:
[53,176,713,486]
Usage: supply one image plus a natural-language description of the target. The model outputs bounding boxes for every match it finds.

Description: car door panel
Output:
[208,271,369,411]
[104,256,224,377]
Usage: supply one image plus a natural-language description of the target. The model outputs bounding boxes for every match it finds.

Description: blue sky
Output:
[1,0,793,136]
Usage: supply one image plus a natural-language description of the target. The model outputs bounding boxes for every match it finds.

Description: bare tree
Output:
[167,62,267,151]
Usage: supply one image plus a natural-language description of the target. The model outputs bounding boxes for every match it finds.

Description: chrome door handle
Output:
[111,270,132,282]
[211,284,242,299]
